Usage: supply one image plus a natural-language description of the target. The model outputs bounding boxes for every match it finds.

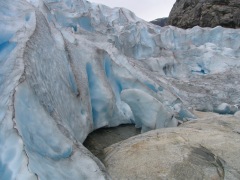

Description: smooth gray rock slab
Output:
[103,112,240,180]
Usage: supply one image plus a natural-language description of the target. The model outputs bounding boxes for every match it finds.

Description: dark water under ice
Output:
[83,124,141,161]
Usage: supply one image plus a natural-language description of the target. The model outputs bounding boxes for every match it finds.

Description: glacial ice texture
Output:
[0,0,240,179]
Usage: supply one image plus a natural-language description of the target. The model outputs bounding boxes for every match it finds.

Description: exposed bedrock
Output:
[103,112,240,180]
[168,0,240,29]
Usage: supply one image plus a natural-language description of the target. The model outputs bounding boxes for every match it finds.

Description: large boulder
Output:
[168,0,240,28]
[103,112,240,179]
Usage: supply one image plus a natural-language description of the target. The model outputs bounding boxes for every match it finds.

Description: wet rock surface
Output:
[103,112,240,180]
[168,0,240,28]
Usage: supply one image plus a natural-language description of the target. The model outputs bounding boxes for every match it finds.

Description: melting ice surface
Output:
[0,0,240,179]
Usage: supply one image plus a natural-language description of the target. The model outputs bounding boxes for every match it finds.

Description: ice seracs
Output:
[121,89,178,132]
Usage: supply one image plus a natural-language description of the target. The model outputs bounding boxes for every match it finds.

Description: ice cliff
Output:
[0,0,240,179]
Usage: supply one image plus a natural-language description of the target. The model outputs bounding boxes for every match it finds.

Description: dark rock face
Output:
[168,0,240,28]
[150,17,168,27]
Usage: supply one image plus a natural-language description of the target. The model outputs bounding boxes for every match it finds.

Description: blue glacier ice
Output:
[0,0,240,179]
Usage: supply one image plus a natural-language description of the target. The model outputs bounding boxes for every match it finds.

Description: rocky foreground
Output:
[103,112,240,179]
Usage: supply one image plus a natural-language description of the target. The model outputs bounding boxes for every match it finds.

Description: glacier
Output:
[0,0,240,179]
